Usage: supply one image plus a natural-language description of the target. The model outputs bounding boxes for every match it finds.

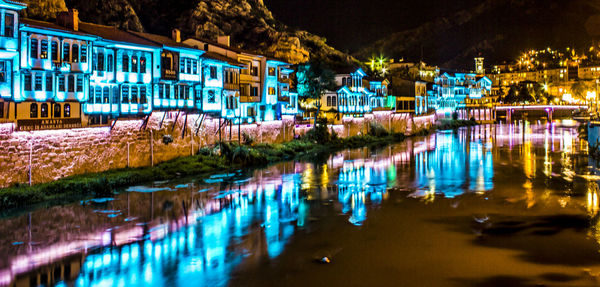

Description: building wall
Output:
[0,112,299,188]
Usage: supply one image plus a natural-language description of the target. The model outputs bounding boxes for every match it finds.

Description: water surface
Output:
[2,122,600,287]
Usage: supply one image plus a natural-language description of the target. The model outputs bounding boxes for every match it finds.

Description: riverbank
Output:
[435,118,479,130]
[0,125,423,211]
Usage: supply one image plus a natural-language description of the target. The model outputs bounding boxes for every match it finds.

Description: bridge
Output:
[495,105,589,121]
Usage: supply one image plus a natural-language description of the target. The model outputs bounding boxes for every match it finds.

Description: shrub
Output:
[368,122,389,137]
[242,132,255,145]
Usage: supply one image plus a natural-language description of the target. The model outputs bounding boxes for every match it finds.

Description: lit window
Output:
[268,67,276,76]
[40,40,48,59]
[140,57,146,73]
[103,87,109,103]
[30,38,38,59]
[72,44,79,63]
[0,62,6,83]
[30,103,38,118]
[268,87,276,95]
[64,103,70,117]
[132,56,138,73]
[208,90,216,103]
[63,42,70,62]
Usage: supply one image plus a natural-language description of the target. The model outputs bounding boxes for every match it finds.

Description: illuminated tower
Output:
[475,57,484,74]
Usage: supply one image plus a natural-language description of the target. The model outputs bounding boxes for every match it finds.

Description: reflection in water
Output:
[1,123,598,287]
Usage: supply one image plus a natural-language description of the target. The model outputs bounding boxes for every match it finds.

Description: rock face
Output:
[25,0,354,66]
[20,0,68,21]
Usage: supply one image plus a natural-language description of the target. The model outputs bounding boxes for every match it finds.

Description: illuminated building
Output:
[0,0,26,123]
[320,67,375,122]
[17,11,96,130]
[278,66,299,116]
[199,51,243,121]
[78,21,160,123]
[429,72,493,117]
[130,29,204,112]
[393,78,429,115]
[366,77,393,111]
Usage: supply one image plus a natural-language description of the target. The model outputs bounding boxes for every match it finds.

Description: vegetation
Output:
[296,60,337,125]
[435,118,479,130]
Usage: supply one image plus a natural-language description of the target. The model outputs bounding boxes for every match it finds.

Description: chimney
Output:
[171,29,181,43]
[217,35,230,47]
[56,9,79,31]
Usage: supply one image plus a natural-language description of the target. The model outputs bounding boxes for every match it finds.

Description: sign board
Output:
[17,118,82,131]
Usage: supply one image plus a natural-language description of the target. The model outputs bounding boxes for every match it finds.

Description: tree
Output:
[503,85,519,103]
[296,60,336,126]
[518,85,535,103]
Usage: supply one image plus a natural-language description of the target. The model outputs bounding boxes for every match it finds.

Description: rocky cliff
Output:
[25,0,354,66]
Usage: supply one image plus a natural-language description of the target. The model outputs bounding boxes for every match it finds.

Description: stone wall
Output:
[0,112,434,188]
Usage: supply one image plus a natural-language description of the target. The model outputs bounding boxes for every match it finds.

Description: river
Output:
[2,121,600,286]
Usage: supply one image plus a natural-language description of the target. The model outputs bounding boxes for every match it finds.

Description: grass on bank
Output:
[0,121,414,211]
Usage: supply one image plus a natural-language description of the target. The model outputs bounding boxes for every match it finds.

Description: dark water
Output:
[2,121,600,287]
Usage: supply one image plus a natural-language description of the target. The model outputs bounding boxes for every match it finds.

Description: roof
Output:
[188,37,256,55]
[202,51,244,68]
[20,18,96,37]
[78,22,159,48]
[129,30,198,51]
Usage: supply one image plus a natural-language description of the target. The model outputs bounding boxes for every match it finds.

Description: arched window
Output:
[40,103,48,118]
[40,40,48,59]
[64,103,71,117]
[131,56,138,73]
[72,44,79,63]
[30,103,38,118]
[122,54,129,72]
[54,103,61,118]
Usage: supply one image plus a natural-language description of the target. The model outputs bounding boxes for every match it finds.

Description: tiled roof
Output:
[202,51,244,67]
[20,18,95,37]
[78,22,159,47]
[129,31,196,50]
[189,37,256,55]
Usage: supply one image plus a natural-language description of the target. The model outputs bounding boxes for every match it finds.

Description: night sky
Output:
[264,0,483,53]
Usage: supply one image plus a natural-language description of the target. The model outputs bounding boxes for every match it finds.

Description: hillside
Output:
[22,0,355,67]
[355,0,600,70]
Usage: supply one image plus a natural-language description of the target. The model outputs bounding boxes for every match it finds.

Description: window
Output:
[208,90,215,103]
[327,96,331,106]
[158,84,163,99]
[72,44,79,63]
[210,66,217,79]
[53,103,61,118]
[34,75,42,91]
[112,87,119,104]
[0,62,6,83]
[140,57,146,73]
[68,75,75,92]
[192,61,198,74]
[122,54,129,72]
[58,76,65,92]
[268,67,276,76]
[51,41,59,61]
[63,42,70,62]
[102,87,109,103]
[76,77,83,92]
[64,103,70,117]
[121,85,129,103]
[94,87,101,103]
[131,86,138,103]
[107,54,113,72]
[140,86,147,104]
[80,45,87,63]
[40,40,48,59]
[186,59,192,74]
[24,74,32,91]
[4,13,14,37]
[30,103,38,118]
[40,103,48,118]
[97,52,104,71]
[45,74,52,91]
[165,85,170,99]
[180,58,185,73]
[268,87,275,95]
[30,38,38,59]
[251,86,258,98]
[174,85,180,99]
[251,66,258,76]
[131,56,138,73]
